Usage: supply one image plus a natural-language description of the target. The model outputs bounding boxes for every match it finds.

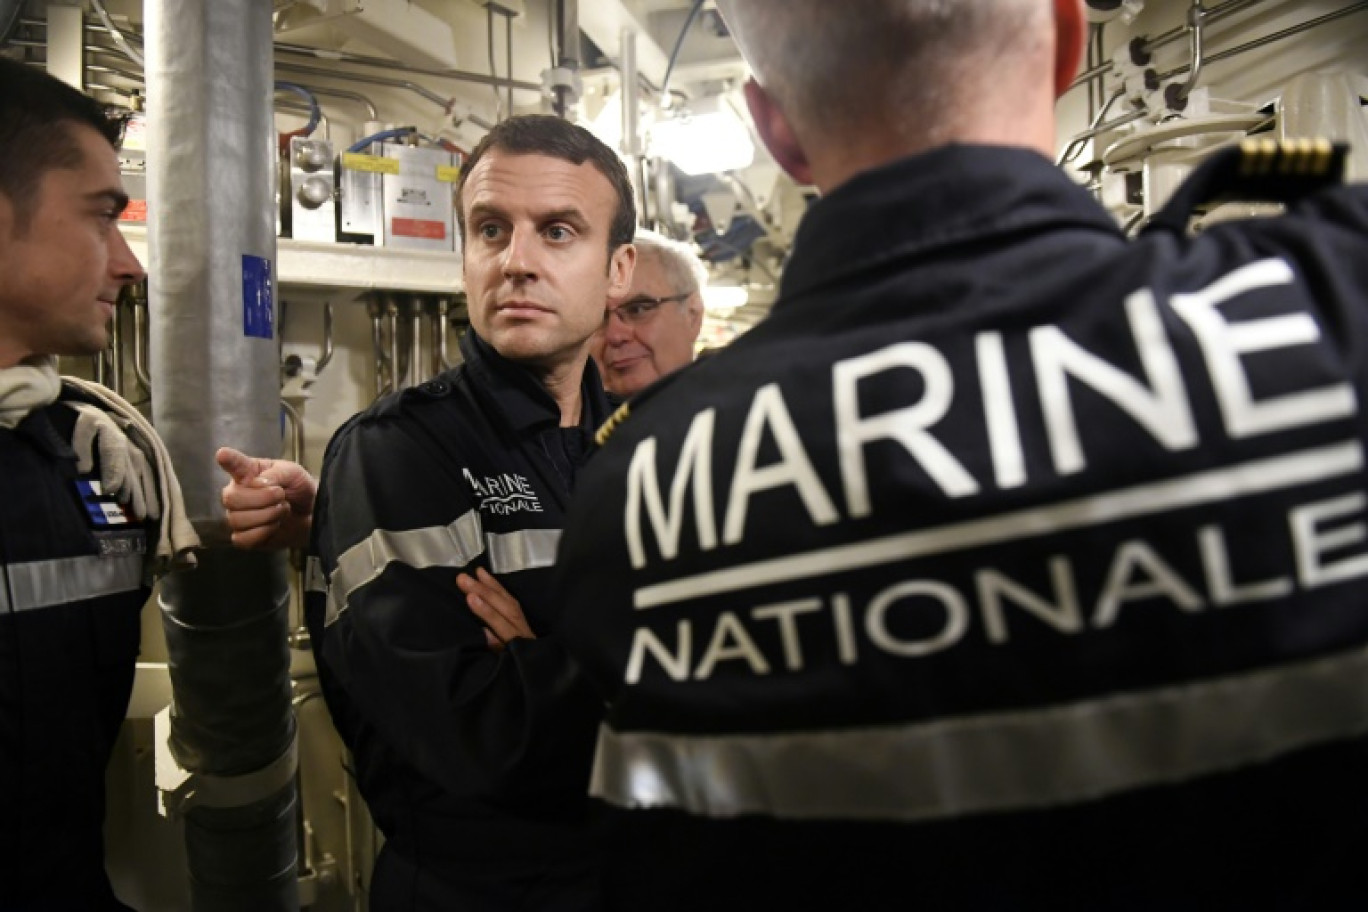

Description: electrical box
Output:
[339,150,383,242]
[380,144,457,253]
[117,112,148,225]
[289,137,337,243]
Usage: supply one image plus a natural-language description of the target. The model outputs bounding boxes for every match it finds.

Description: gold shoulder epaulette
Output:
[595,401,631,448]
[1143,136,1349,236]
[1238,137,1339,178]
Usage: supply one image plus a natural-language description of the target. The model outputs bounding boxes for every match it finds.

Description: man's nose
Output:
[111,226,146,285]
[501,226,538,280]
[603,310,634,344]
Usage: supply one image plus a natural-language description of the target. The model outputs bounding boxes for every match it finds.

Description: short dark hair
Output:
[0,57,124,228]
[456,114,637,255]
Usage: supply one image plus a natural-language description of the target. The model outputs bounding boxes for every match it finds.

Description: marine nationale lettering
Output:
[616,258,1368,683]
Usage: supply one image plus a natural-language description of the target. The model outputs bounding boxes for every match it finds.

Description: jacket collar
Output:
[779,144,1122,306]
[459,330,610,436]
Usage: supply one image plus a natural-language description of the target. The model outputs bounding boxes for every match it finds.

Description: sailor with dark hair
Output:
[0,57,148,912]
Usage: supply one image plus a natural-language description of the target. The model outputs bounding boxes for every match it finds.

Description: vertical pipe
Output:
[408,296,424,386]
[145,0,298,908]
[109,293,124,396]
[385,295,401,392]
[620,26,645,225]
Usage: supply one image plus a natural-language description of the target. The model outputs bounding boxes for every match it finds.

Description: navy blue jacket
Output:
[306,331,608,889]
[1,401,146,912]
[558,145,1368,910]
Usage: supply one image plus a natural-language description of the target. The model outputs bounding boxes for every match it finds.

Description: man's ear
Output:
[1054,0,1086,98]
[743,78,814,187]
[608,242,636,298]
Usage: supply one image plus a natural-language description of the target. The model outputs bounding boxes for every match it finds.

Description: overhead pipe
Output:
[1058,2,1368,160]
[273,41,540,93]
[1067,0,1267,91]
[1164,0,1207,111]
[1157,2,1368,78]
[144,0,298,908]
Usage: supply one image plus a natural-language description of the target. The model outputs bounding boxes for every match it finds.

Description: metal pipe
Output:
[1059,106,1149,152]
[437,298,454,372]
[368,299,389,400]
[279,399,310,654]
[1057,87,1127,166]
[109,290,125,396]
[132,287,152,393]
[274,60,454,113]
[505,8,514,118]
[294,84,379,121]
[146,0,298,906]
[1166,0,1207,108]
[1067,0,1266,90]
[407,296,424,386]
[70,17,541,95]
[386,295,401,392]
[274,41,540,93]
[1158,1,1368,76]
[316,303,334,375]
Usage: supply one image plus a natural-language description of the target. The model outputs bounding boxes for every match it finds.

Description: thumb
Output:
[215,446,265,485]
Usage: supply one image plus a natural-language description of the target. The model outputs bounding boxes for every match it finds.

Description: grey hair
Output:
[716,0,1045,137]
[633,228,708,300]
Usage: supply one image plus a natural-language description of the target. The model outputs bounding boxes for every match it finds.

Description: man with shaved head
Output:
[556,1,1368,908]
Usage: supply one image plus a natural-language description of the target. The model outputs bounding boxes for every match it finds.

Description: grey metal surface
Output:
[145,0,299,908]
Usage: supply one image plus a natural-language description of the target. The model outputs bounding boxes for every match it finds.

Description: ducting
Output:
[145,0,299,908]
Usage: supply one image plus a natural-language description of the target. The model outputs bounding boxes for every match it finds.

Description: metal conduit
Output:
[29,16,541,96]
[275,59,457,113]
[1059,2,1368,159]
[145,0,298,907]
[1166,0,1208,107]
[1067,0,1267,90]
[1158,1,1368,78]
[274,41,541,93]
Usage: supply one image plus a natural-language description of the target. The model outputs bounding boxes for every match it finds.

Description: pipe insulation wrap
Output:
[147,0,281,526]
[145,0,299,908]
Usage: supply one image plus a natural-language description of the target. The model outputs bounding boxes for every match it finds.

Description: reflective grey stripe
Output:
[324,509,561,626]
[304,556,328,594]
[0,553,144,613]
[487,528,560,575]
[591,646,1368,821]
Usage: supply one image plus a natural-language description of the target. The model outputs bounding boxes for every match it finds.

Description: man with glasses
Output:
[591,229,705,400]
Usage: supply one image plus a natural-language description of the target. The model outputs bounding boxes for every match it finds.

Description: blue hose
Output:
[348,126,418,154]
[274,81,321,137]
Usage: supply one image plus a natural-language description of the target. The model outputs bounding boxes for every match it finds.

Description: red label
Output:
[119,199,148,222]
[391,217,447,240]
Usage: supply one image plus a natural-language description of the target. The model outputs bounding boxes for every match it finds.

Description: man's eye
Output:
[479,223,501,240]
[546,225,571,241]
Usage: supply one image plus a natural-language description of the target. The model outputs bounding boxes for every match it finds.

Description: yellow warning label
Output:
[436,165,462,183]
[342,153,401,175]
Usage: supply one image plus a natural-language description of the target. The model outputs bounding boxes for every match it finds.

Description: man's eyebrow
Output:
[540,207,590,229]
[88,189,130,214]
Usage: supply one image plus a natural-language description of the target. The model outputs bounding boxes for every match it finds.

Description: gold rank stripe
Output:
[596,401,632,447]
[1238,137,1335,178]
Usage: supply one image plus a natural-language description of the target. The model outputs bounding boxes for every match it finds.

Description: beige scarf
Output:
[0,356,62,429]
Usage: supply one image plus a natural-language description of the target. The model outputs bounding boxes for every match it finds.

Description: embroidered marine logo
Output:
[462,468,544,515]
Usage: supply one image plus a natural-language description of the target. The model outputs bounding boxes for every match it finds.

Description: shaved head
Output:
[717,0,1051,148]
